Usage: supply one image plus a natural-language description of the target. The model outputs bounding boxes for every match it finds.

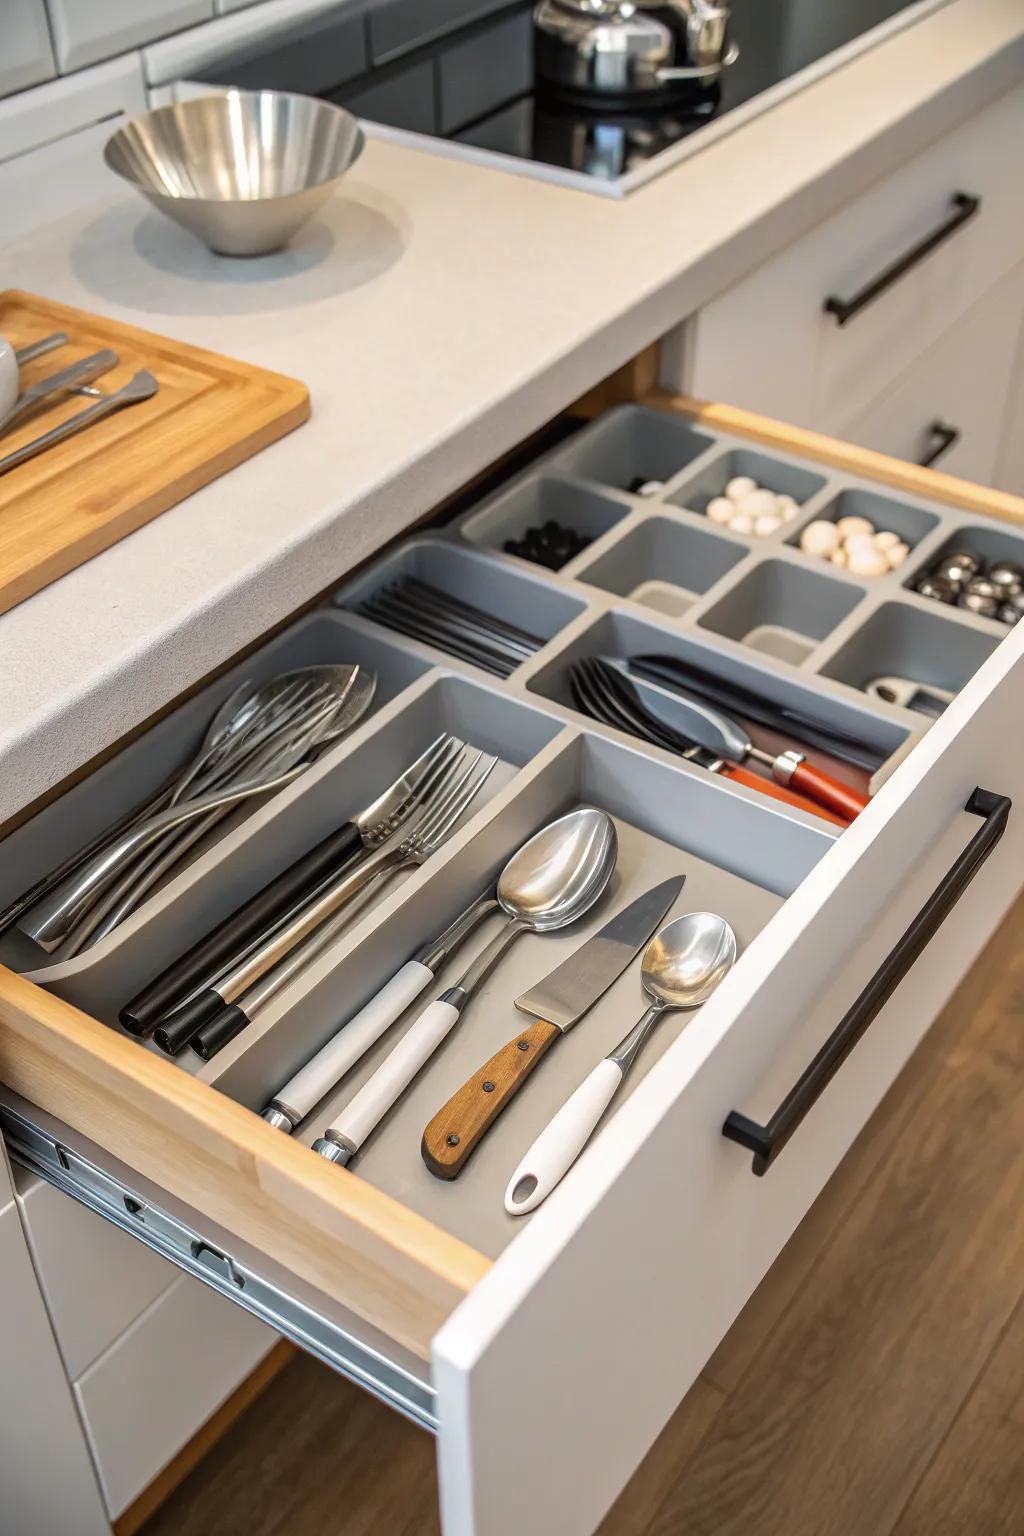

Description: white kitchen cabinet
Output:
[0,0,56,99]
[0,1200,110,1535]
[684,81,1024,437]
[15,1168,176,1380]
[75,1273,274,1518]
[837,264,1024,486]
[0,394,1022,1536]
[47,0,212,74]
[995,328,1024,497]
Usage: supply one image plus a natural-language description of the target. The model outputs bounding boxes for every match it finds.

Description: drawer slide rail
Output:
[1,1105,437,1431]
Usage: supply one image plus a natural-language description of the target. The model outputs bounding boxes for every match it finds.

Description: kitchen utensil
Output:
[601,656,868,821]
[0,289,309,619]
[21,665,374,952]
[865,675,954,718]
[0,370,158,477]
[104,91,365,257]
[0,349,119,436]
[177,749,497,1060]
[260,886,500,1130]
[312,807,618,1168]
[505,910,736,1214]
[634,654,884,772]
[571,659,847,827]
[0,333,16,421]
[14,332,69,368]
[533,0,738,101]
[358,576,544,679]
[422,873,685,1179]
[123,734,461,1040]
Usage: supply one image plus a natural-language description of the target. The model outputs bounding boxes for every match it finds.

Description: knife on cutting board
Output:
[421,873,685,1179]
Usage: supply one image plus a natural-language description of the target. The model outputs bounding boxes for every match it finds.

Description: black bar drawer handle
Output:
[918,420,960,468]
[824,192,981,327]
[723,787,1010,1176]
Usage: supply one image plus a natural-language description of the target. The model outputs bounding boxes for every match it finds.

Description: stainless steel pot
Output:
[533,0,738,99]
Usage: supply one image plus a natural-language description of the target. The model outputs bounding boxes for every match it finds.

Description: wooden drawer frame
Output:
[2,379,1023,1531]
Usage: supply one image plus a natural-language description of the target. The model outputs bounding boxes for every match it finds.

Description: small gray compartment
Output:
[548,405,713,492]
[460,475,632,566]
[573,515,747,620]
[698,558,866,662]
[335,536,587,664]
[820,601,1000,697]
[904,521,1024,593]
[669,447,825,518]
[790,487,940,557]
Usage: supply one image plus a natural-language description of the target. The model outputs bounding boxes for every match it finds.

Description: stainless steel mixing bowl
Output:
[104,91,366,257]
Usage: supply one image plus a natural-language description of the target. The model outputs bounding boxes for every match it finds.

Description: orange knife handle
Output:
[421,1018,561,1180]
[719,762,848,828]
[787,758,870,820]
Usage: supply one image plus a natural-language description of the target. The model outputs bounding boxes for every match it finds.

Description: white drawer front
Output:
[0,0,55,99]
[49,0,212,72]
[15,1170,176,1381]
[75,1271,275,1518]
[433,620,1024,1536]
[688,82,1024,434]
[837,264,1024,486]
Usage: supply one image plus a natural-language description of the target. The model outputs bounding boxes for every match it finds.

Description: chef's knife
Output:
[421,874,685,1179]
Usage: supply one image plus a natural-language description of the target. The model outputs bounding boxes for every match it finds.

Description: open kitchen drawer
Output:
[1,386,1023,1536]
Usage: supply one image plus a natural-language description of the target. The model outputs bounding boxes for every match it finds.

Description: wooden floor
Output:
[140,903,1024,1536]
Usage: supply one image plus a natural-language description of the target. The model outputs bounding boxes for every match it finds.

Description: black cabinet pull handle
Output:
[823,192,981,327]
[917,420,960,468]
[723,787,1010,1176]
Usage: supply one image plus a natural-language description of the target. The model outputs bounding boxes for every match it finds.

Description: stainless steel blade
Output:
[515,873,685,1031]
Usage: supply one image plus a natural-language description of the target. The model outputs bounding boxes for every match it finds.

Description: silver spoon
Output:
[0,369,158,476]
[504,911,737,1215]
[313,807,619,1167]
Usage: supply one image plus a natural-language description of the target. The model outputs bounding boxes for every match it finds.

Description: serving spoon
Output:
[313,806,618,1168]
[504,910,737,1215]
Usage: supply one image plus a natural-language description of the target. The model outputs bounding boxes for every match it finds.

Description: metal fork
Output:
[183,748,499,1059]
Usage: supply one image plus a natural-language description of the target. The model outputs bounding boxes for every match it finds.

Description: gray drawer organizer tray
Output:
[1,405,1018,1415]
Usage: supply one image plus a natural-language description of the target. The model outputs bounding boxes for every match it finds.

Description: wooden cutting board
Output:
[0,290,310,618]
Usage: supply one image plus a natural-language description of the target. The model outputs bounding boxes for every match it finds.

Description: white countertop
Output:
[1,0,1022,825]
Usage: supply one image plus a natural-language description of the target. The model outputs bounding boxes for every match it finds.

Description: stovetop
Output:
[202,0,941,194]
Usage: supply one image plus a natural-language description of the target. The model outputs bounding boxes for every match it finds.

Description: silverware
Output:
[145,735,471,1053]
[104,91,365,257]
[359,575,544,679]
[0,349,119,436]
[21,665,375,953]
[182,748,498,1061]
[505,910,737,1214]
[260,886,501,1131]
[422,873,685,1179]
[312,806,618,1168]
[14,333,70,367]
[0,369,158,476]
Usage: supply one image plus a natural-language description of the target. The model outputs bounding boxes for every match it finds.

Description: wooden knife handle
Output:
[421,1019,561,1179]
[787,759,870,820]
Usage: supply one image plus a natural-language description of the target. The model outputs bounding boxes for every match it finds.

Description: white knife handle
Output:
[267,961,434,1127]
[504,1058,624,1216]
[327,997,462,1153]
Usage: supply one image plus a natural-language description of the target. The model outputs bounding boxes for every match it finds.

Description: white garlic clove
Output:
[842,533,877,556]
[735,488,779,519]
[886,541,910,568]
[774,493,798,516]
[831,548,848,567]
[835,515,875,542]
[706,496,735,524]
[725,475,757,502]
[846,546,890,578]
[872,530,901,551]
[729,513,754,535]
[799,518,841,557]
[754,513,782,537]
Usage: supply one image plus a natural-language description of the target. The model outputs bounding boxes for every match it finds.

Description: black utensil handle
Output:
[722,787,1010,1176]
[153,988,228,1056]
[119,820,364,1036]
[917,420,961,468]
[823,192,980,326]
[190,1004,250,1062]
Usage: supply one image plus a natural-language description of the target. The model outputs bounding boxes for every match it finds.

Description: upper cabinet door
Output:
[46,0,212,73]
[0,0,56,100]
